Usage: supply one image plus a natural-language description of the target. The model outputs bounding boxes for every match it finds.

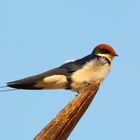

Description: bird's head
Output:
[92,44,118,62]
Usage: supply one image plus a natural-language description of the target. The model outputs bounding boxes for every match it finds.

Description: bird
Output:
[1,44,118,92]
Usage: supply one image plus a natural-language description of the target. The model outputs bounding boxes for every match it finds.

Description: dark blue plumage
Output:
[4,44,117,91]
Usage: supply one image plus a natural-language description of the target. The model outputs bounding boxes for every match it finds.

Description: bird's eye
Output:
[101,49,110,54]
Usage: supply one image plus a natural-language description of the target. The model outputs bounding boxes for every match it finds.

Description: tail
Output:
[6,81,42,90]
[0,85,18,92]
[4,73,45,90]
[0,82,42,92]
[0,79,42,92]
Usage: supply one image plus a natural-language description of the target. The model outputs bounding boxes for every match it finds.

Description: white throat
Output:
[96,53,113,63]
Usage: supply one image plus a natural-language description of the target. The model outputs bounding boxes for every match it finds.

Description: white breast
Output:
[71,60,111,91]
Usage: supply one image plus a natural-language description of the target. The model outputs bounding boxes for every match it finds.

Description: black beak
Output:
[114,53,119,57]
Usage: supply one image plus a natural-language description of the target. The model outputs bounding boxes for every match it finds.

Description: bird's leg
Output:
[75,91,80,97]
[74,81,91,97]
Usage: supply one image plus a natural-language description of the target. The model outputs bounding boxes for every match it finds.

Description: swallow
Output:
[1,44,118,92]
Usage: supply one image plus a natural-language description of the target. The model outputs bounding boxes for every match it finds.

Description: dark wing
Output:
[60,54,93,72]
[7,67,68,89]
[7,54,94,90]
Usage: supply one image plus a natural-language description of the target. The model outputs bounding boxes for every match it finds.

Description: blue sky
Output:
[0,0,140,139]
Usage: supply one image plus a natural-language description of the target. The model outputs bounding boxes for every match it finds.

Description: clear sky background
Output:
[0,0,140,140]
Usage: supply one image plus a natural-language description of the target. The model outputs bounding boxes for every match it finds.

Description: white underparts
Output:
[71,59,111,91]
[35,75,68,89]
[35,57,111,91]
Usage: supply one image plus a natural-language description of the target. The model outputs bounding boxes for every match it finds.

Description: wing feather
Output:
[7,67,68,89]
[7,54,94,90]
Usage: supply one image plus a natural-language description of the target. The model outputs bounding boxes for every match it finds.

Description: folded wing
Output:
[7,67,69,90]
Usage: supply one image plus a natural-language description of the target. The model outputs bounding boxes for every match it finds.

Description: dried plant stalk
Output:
[34,81,100,140]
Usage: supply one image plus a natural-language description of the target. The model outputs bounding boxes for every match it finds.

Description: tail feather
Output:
[7,82,42,90]
[0,82,42,92]
[6,74,44,90]
[0,85,18,92]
